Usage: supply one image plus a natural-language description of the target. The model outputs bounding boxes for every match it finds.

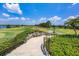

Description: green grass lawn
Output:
[1,26,78,56]
[0,27,26,41]
[0,26,50,55]
[55,27,79,35]
[0,26,36,55]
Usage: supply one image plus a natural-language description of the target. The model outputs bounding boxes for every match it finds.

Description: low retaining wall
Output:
[25,32,48,42]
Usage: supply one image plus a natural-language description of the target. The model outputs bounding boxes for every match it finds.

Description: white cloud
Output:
[75,15,79,18]
[39,17,46,21]
[64,15,79,22]
[68,3,77,8]
[3,3,22,15]
[20,17,26,20]
[8,17,31,21]
[26,18,30,20]
[36,16,62,25]
[20,17,31,21]
[37,16,62,25]
[67,16,75,19]
[62,19,68,22]
[48,16,61,23]
[48,16,62,25]
[35,17,47,24]
[63,15,78,23]
[39,17,47,23]
[62,16,75,23]
[72,3,77,6]
[2,13,10,17]
[8,17,19,20]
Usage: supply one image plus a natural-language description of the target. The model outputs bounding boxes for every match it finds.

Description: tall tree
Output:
[64,16,79,36]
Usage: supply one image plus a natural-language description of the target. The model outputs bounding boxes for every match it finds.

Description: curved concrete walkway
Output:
[6,35,45,56]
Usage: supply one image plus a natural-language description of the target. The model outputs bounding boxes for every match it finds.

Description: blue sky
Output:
[0,3,79,25]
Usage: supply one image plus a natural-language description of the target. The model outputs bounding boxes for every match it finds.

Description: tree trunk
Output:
[53,26,55,34]
[73,26,77,36]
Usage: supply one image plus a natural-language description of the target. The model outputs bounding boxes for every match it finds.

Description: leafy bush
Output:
[46,35,79,56]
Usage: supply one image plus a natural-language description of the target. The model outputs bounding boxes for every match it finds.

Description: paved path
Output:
[6,35,45,56]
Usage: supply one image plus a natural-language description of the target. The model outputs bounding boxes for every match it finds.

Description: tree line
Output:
[37,16,79,36]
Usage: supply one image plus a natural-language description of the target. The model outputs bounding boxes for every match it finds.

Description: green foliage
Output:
[54,27,79,35]
[64,16,79,35]
[46,35,79,56]
[0,27,34,55]
[38,21,52,28]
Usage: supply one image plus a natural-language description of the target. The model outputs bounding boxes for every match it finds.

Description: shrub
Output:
[45,35,79,56]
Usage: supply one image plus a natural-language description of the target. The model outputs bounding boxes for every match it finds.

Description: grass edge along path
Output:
[0,27,35,56]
